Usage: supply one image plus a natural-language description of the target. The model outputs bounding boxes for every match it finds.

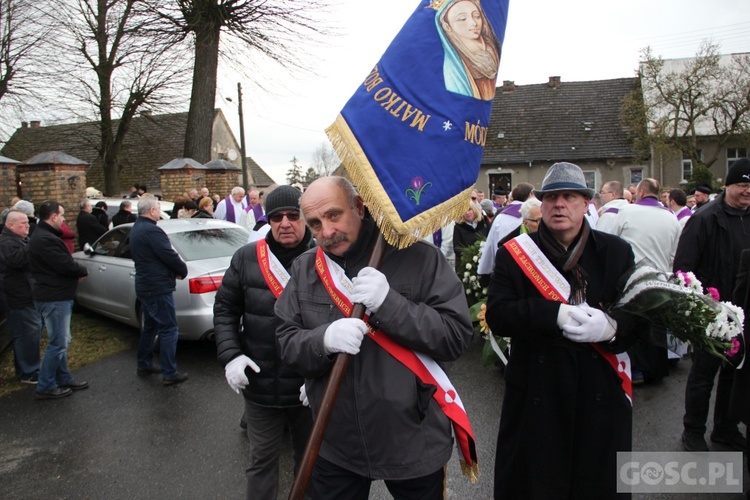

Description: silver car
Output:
[73,219,249,340]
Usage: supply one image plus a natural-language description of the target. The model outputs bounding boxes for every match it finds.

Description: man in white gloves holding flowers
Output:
[214,185,316,500]
[275,176,474,499]
[486,162,643,499]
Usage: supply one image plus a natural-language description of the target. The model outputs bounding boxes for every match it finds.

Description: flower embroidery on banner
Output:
[405,176,432,206]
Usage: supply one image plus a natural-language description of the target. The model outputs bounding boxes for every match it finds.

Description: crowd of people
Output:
[3,164,750,498]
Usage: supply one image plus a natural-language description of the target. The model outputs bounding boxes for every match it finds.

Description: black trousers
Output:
[683,349,739,436]
[309,455,445,500]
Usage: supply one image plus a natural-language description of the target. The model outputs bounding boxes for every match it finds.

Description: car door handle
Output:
[129,272,136,278]
[98,266,107,271]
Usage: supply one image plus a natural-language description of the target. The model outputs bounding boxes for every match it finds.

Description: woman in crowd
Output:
[453,201,489,272]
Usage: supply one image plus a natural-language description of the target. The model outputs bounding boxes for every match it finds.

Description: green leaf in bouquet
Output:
[481,337,500,367]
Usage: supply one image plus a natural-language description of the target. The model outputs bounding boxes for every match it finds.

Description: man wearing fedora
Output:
[486,162,641,499]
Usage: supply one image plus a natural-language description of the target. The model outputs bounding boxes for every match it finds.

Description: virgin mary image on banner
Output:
[435,0,501,100]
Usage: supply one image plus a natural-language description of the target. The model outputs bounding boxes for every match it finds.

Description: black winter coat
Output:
[28,222,88,301]
[112,210,136,227]
[0,227,34,308]
[453,218,489,271]
[486,228,639,500]
[214,229,314,406]
[673,192,749,300]
[76,210,107,248]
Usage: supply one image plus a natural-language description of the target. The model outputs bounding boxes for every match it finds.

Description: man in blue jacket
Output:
[130,197,188,385]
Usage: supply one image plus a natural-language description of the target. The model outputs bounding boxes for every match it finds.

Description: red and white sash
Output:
[314,248,479,481]
[503,234,633,405]
[256,240,290,299]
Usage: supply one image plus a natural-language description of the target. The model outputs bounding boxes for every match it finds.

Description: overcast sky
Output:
[216,0,750,184]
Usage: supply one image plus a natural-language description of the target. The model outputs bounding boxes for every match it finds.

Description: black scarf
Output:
[537,219,591,305]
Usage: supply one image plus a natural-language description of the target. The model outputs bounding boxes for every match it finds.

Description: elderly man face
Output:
[541,191,589,247]
[188,189,198,200]
[522,206,542,233]
[248,191,260,206]
[5,211,30,238]
[301,178,365,257]
[231,188,245,203]
[201,188,209,198]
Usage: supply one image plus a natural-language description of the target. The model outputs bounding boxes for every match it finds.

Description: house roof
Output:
[0,155,20,164]
[23,151,89,166]
[246,157,275,187]
[482,77,640,165]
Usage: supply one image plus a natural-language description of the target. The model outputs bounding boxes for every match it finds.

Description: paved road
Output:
[0,330,747,499]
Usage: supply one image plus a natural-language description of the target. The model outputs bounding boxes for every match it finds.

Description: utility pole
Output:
[237,82,249,188]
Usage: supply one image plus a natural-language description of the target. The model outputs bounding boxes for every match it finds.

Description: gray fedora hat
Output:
[532,162,596,199]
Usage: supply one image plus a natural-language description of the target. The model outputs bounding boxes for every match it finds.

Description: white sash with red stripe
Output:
[256,240,290,299]
[503,234,633,405]
[314,248,479,481]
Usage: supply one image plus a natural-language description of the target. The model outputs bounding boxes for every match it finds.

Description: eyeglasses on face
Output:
[268,211,301,223]
[600,191,613,195]
[524,217,542,224]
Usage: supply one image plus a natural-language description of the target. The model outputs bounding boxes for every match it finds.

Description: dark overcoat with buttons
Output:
[486,228,639,500]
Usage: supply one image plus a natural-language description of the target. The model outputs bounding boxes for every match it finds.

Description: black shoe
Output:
[35,387,73,400]
[682,431,709,451]
[20,374,39,385]
[163,373,188,386]
[137,366,162,376]
[711,431,747,451]
[60,379,89,391]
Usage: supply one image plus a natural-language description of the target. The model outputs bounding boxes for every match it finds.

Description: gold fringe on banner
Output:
[326,115,473,249]
[460,459,481,484]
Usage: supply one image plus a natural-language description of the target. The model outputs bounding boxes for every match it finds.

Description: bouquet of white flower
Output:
[607,264,745,365]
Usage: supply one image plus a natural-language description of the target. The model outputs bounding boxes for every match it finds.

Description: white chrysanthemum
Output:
[464,272,470,278]
[466,263,471,270]
[473,255,478,262]
[469,275,476,282]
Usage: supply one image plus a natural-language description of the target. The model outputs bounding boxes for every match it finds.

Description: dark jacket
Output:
[276,218,473,480]
[92,207,109,229]
[0,227,34,309]
[28,221,89,302]
[673,192,749,300]
[730,249,750,423]
[112,210,137,227]
[486,228,639,499]
[129,217,187,297]
[76,210,107,248]
[214,228,314,406]
[191,209,213,219]
[453,218,489,271]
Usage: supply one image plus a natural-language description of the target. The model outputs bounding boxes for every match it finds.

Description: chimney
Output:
[548,76,561,89]
[21,121,28,128]
[30,120,41,128]
[501,80,516,92]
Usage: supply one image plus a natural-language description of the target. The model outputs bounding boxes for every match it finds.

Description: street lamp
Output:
[226,82,249,188]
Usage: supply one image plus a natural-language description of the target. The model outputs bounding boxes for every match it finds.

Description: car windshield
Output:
[168,227,248,261]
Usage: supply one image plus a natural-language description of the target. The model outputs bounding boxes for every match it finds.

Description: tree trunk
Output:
[184,21,221,163]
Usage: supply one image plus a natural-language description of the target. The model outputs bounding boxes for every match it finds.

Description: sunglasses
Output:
[268,211,301,223]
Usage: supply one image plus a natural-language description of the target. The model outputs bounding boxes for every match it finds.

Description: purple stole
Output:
[500,202,522,219]
[676,207,691,221]
[635,197,670,211]
[224,196,236,223]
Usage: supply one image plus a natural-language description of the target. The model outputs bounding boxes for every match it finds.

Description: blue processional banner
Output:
[326,0,510,248]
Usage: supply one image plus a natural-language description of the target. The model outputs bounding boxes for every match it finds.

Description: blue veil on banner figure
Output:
[326,0,510,248]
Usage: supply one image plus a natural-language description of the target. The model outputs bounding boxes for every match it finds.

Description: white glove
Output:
[351,267,389,313]
[323,318,368,355]
[562,303,617,343]
[299,384,309,407]
[225,355,260,394]
[556,304,581,329]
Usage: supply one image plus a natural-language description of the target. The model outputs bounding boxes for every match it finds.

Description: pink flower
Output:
[675,270,690,285]
[727,337,741,357]
[707,287,720,301]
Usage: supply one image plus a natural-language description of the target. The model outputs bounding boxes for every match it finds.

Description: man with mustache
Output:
[275,176,473,498]
[486,162,640,498]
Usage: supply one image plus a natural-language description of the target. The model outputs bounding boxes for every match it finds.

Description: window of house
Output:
[582,170,596,190]
[630,169,643,185]
[682,158,693,181]
[728,148,748,172]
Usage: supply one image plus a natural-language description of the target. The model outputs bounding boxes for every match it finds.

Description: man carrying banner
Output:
[276,176,474,499]
[214,185,315,499]
[486,162,641,499]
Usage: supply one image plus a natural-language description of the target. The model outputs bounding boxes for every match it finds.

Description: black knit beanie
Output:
[726,158,750,186]
[265,185,302,217]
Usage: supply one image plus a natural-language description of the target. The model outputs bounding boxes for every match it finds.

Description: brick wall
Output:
[0,163,20,211]
[16,163,87,240]
[206,170,242,199]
